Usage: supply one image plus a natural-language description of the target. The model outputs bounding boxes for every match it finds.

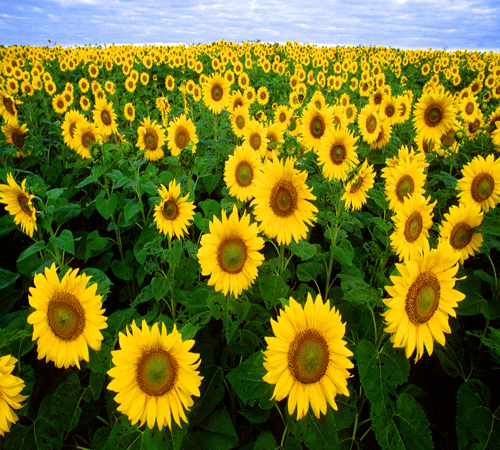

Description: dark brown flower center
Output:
[330,144,346,165]
[101,110,111,126]
[217,237,247,274]
[137,349,177,397]
[162,199,179,220]
[366,114,377,133]
[17,193,32,215]
[465,102,474,115]
[385,104,395,117]
[47,292,86,340]
[405,272,440,324]
[235,115,245,129]
[235,161,253,187]
[12,131,25,149]
[471,173,494,203]
[249,132,261,150]
[309,114,325,139]
[270,180,297,217]
[82,132,95,148]
[424,104,443,127]
[396,175,415,202]
[175,126,190,149]
[211,83,223,101]
[350,176,363,193]
[404,211,423,243]
[288,329,329,384]
[144,130,158,150]
[450,222,473,249]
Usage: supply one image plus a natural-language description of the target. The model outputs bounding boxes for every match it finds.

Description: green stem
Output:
[102,167,124,261]
[167,236,177,320]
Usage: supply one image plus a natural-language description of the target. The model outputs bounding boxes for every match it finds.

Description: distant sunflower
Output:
[0,173,38,237]
[124,102,135,122]
[197,205,265,298]
[264,122,284,159]
[136,117,166,162]
[369,119,392,150]
[298,104,334,152]
[107,320,203,430]
[52,93,67,115]
[318,127,359,181]
[382,242,465,362]
[390,193,436,261]
[27,263,108,369]
[456,154,500,213]
[242,120,269,157]
[93,98,118,137]
[153,180,195,239]
[229,106,250,138]
[263,293,353,420]
[384,158,427,211]
[61,109,85,150]
[438,203,484,264]
[0,90,21,126]
[2,121,29,157]
[256,86,270,106]
[166,114,198,157]
[73,121,100,159]
[358,104,381,145]
[0,355,27,437]
[251,157,318,245]
[274,105,292,130]
[224,145,262,201]
[202,72,230,114]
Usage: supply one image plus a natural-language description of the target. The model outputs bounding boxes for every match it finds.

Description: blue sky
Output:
[1,0,499,52]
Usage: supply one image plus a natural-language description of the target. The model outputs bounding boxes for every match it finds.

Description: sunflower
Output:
[413,89,457,145]
[27,263,108,369]
[224,145,262,201]
[262,293,353,420]
[107,320,203,430]
[79,95,90,111]
[124,102,135,122]
[242,119,269,157]
[251,157,318,245]
[382,241,465,362]
[274,105,292,131]
[229,106,250,138]
[61,109,85,150]
[458,95,480,123]
[390,193,436,261]
[166,114,198,157]
[197,205,265,298]
[256,86,269,106]
[318,126,359,182]
[73,120,100,159]
[0,173,38,237]
[2,121,29,157]
[136,117,166,162]
[298,104,334,152]
[456,154,500,213]
[358,104,381,145]
[369,119,392,150]
[341,160,376,211]
[92,98,118,137]
[0,90,21,125]
[0,354,28,437]
[153,180,195,239]
[384,158,427,211]
[264,122,284,160]
[202,72,230,115]
[228,90,248,113]
[438,203,484,264]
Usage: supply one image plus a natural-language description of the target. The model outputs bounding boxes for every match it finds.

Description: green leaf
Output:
[0,267,20,291]
[330,238,354,268]
[124,198,143,224]
[102,415,141,450]
[254,430,278,450]
[95,190,118,220]
[50,372,83,434]
[296,261,324,283]
[190,365,225,425]
[140,425,187,450]
[16,240,45,264]
[457,379,500,450]
[339,273,381,308]
[393,393,433,450]
[111,258,134,281]
[49,229,75,255]
[85,230,112,262]
[81,267,113,298]
[289,240,318,260]
[258,273,289,309]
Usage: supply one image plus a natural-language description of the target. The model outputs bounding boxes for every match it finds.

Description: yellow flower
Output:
[73,120,101,159]
[318,126,359,182]
[341,160,376,211]
[166,114,198,157]
[0,89,22,125]
[384,158,427,211]
[263,293,353,420]
[2,122,29,157]
[136,117,166,162]
[358,103,381,145]
[107,320,203,430]
[27,263,108,369]
[0,355,28,437]
[61,109,85,151]
[224,145,262,202]
[297,104,334,152]
[202,72,230,115]
[92,98,118,137]
[242,120,269,158]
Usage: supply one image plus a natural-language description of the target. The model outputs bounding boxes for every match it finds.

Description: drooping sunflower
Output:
[61,109,85,150]
[341,160,376,211]
[107,320,203,430]
[438,202,484,264]
[166,114,198,157]
[242,119,269,157]
[0,173,38,237]
[318,126,359,182]
[202,72,230,115]
[413,89,457,145]
[0,89,21,125]
[0,354,28,437]
[197,205,265,298]
[384,158,427,211]
[251,157,318,245]
[382,241,465,362]
[224,145,262,201]
[136,117,166,162]
[263,293,353,420]
[73,120,101,159]
[27,263,108,369]
[358,103,382,145]
[92,98,118,137]
[297,104,334,152]
[390,193,436,262]
[456,153,500,213]
[153,180,195,239]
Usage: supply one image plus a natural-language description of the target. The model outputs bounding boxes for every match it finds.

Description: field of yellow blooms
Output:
[1,41,500,450]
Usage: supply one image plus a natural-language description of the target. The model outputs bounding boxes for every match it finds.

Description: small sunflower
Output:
[73,120,101,159]
[224,145,262,202]
[2,122,29,157]
[298,104,334,152]
[27,263,108,369]
[274,105,292,131]
[0,173,38,237]
[256,86,270,105]
[61,109,85,150]
[318,127,359,182]
[197,205,265,298]
[107,320,203,430]
[341,160,376,211]
[202,72,230,115]
[0,89,22,125]
[382,242,465,362]
[358,103,381,145]
[438,203,484,264]
[153,180,195,239]
[136,117,166,162]
[0,354,28,437]
[456,153,500,213]
[230,106,250,138]
[251,157,318,245]
[52,93,67,115]
[384,158,427,211]
[263,293,353,420]
[242,120,269,157]
[93,98,118,137]
[124,102,135,122]
[166,114,198,157]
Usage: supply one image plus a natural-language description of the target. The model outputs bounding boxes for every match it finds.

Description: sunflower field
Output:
[1,41,500,450]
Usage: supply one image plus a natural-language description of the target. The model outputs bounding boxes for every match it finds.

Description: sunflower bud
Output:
[454,129,466,142]
[120,141,136,159]
[89,142,102,160]
[178,144,196,172]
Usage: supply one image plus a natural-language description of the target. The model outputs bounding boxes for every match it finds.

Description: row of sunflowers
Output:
[1,41,500,449]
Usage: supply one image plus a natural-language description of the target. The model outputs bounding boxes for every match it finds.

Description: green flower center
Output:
[404,211,423,243]
[465,102,474,115]
[270,180,297,217]
[47,292,85,340]
[471,173,494,203]
[396,175,415,202]
[236,116,245,129]
[137,350,177,397]
[235,161,253,187]
[405,272,441,324]
[450,222,472,250]
[162,199,179,221]
[218,238,247,274]
[288,329,329,384]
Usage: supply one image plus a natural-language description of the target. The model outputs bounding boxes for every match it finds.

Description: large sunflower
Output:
[153,180,195,239]
[297,104,334,152]
[136,117,166,162]
[107,320,203,430]
[0,354,28,437]
[413,89,457,145]
[0,173,38,237]
[73,120,100,159]
[92,98,118,137]
[202,72,230,115]
[251,157,318,245]
[456,153,500,213]
[390,193,436,261]
[384,158,427,211]
[263,293,353,420]
[197,205,264,298]
[382,242,465,362]
[166,114,198,157]
[317,126,359,181]
[438,203,484,264]
[341,160,376,211]
[61,109,85,150]
[27,263,108,369]
[224,145,262,202]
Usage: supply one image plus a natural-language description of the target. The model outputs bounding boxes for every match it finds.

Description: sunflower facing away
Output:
[251,157,318,245]
[27,263,108,369]
[224,145,262,202]
[153,180,195,239]
[166,114,198,157]
[263,293,354,420]
[107,320,203,430]
[0,354,28,437]
[341,160,376,211]
[0,173,38,237]
[136,117,166,162]
[456,153,500,213]
[382,242,465,362]
[197,205,264,298]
